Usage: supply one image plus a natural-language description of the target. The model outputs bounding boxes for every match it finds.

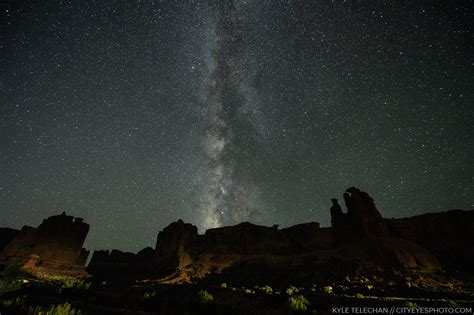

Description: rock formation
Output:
[0,228,19,252]
[386,210,474,271]
[0,212,90,276]
[87,247,154,277]
[9,187,468,282]
[331,187,391,242]
[154,220,198,276]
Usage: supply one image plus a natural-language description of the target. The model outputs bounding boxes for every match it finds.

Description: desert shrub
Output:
[261,285,273,294]
[403,301,418,308]
[0,279,21,294]
[197,290,214,304]
[286,285,299,295]
[288,295,309,312]
[323,286,333,294]
[0,263,24,294]
[58,278,90,293]
[1,296,26,308]
[143,291,156,300]
[28,302,82,315]
[3,262,23,281]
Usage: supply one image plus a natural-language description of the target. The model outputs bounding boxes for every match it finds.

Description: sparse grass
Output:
[28,302,82,315]
[446,300,459,307]
[197,290,214,304]
[1,295,26,308]
[288,295,309,312]
[403,301,418,308]
[58,278,91,293]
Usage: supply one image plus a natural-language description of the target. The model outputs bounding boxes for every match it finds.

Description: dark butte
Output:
[0,188,473,282]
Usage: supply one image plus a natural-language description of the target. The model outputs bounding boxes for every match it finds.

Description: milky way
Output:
[197,2,266,229]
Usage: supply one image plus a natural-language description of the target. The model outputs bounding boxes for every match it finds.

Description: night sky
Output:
[1,1,473,253]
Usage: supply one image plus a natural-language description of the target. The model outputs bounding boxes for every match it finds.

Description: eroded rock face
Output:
[150,187,441,281]
[87,247,155,278]
[154,219,198,276]
[0,212,90,275]
[386,210,474,271]
[329,188,440,269]
[339,187,390,240]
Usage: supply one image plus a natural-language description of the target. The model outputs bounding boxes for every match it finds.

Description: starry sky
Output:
[1,1,473,253]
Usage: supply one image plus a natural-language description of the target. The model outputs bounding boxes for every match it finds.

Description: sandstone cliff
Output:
[0,212,90,276]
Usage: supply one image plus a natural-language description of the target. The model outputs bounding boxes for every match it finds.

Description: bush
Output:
[143,291,156,300]
[261,285,273,294]
[403,301,418,308]
[28,302,82,315]
[0,263,23,294]
[288,295,309,312]
[3,263,23,281]
[323,286,333,294]
[0,279,21,294]
[197,290,214,304]
[286,285,299,295]
[58,278,91,293]
[1,296,26,308]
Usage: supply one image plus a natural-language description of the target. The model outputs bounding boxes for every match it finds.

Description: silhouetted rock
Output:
[0,228,19,252]
[147,187,444,282]
[87,247,156,278]
[341,187,390,239]
[386,210,474,272]
[0,212,89,276]
[28,187,465,283]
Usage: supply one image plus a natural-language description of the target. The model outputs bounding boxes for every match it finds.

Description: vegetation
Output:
[3,262,23,281]
[28,302,82,315]
[286,285,299,295]
[403,301,418,308]
[0,262,23,294]
[0,279,21,295]
[58,278,91,293]
[260,285,273,294]
[143,291,156,300]
[1,296,26,308]
[197,290,214,304]
[323,286,333,294]
[288,295,309,312]
[220,282,227,288]
[355,293,364,299]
